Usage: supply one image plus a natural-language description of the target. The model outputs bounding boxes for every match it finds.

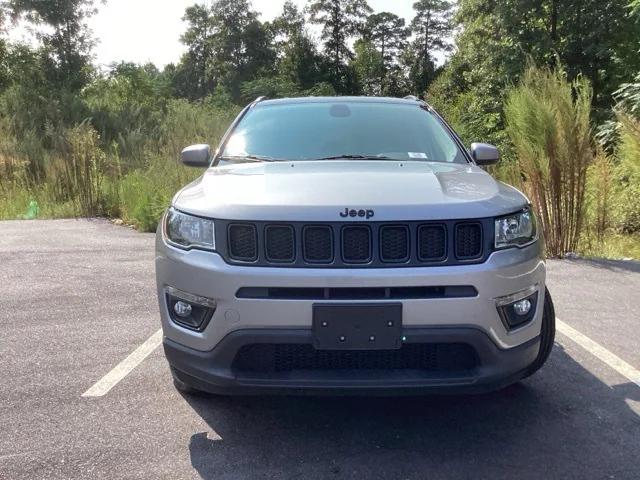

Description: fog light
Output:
[165,287,216,331]
[173,301,192,318]
[496,286,539,330]
[513,298,532,316]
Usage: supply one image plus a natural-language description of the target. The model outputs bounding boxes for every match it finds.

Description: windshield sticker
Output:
[408,152,428,159]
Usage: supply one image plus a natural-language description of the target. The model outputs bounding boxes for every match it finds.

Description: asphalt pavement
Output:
[1,219,639,480]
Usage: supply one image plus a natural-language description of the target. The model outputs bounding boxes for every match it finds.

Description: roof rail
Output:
[247,96,268,108]
[403,95,420,101]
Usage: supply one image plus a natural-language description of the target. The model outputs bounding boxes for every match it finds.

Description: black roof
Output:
[255,96,428,107]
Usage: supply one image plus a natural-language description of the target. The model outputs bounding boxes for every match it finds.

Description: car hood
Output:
[173,160,528,221]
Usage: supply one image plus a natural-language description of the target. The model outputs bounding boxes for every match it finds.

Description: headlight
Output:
[164,208,215,251]
[494,207,537,249]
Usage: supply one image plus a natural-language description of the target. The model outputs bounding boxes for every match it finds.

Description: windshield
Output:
[221,101,468,163]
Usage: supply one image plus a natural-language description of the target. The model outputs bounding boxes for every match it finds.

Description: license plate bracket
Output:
[312,303,402,350]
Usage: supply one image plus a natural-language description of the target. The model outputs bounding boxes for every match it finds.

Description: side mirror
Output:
[470,143,500,166]
[181,144,211,167]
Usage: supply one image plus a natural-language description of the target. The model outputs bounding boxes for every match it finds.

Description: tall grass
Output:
[586,150,614,242]
[612,114,640,234]
[0,99,238,230]
[505,65,594,257]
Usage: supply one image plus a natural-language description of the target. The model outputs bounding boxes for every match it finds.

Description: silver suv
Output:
[156,96,555,395]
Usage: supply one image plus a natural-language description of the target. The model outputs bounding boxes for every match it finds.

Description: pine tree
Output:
[365,12,408,94]
[308,0,372,92]
[409,0,455,95]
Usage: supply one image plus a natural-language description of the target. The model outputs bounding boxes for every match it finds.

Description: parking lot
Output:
[1,219,639,480]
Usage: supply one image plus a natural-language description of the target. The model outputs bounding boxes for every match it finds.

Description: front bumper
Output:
[165,328,540,395]
[156,234,546,393]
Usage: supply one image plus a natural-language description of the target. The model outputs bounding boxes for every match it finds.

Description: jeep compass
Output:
[156,96,555,395]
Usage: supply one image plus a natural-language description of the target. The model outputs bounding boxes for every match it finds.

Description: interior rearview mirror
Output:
[470,143,500,166]
[181,144,211,167]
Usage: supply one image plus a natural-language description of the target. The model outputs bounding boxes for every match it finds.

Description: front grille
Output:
[342,226,371,263]
[233,343,478,374]
[221,219,489,267]
[418,224,447,261]
[380,226,409,262]
[265,225,294,262]
[455,223,483,259]
[303,226,333,263]
[228,224,257,261]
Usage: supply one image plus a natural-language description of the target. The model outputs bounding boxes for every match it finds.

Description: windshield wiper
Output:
[315,154,393,160]
[220,154,279,163]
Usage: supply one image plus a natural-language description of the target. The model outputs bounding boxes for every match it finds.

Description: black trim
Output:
[454,222,484,260]
[302,225,334,263]
[498,291,539,331]
[235,285,478,300]
[379,225,411,263]
[417,223,448,262]
[215,218,494,268]
[227,223,258,262]
[341,225,373,264]
[264,224,296,263]
[164,328,541,395]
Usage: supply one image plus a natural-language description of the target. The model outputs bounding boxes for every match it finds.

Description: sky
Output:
[10,0,417,69]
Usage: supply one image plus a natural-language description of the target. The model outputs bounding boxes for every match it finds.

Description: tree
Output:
[270,2,326,90]
[409,0,455,95]
[308,0,372,92]
[179,4,215,100]
[449,0,640,111]
[365,12,408,94]
[176,0,275,101]
[7,0,99,90]
[351,39,384,95]
[209,0,275,99]
[270,0,305,49]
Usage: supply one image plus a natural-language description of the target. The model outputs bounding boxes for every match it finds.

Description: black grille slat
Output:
[455,223,483,259]
[233,343,478,374]
[228,224,258,261]
[380,226,410,262]
[223,220,488,268]
[303,226,333,263]
[236,285,478,300]
[265,225,295,262]
[342,226,371,263]
[418,224,447,261]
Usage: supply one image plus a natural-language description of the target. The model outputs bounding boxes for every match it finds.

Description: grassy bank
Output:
[0,98,237,231]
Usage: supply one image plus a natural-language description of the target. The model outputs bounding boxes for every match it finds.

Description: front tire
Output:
[523,287,556,378]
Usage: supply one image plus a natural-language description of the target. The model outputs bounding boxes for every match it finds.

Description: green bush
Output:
[613,115,640,233]
[117,158,199,232]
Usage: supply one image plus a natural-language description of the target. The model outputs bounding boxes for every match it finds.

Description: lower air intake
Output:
[233,343,478,374]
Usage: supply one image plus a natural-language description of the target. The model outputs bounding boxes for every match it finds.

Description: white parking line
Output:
[82,329,163,397]
[557,318,640,388]
[81,319,640,398]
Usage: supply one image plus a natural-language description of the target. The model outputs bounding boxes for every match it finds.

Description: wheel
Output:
[523,286,556,378]
[170,366,202,395]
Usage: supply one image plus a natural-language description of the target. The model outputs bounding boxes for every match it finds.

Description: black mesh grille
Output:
[418,224,447,261]
[303,226,333,263]
[223,220,487,267]
[380,226,409,262]
[228,224,257,261]
[265,226,294,262]
[455,223,483,259]
[342,226,371,263]
[233,343,478,373]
